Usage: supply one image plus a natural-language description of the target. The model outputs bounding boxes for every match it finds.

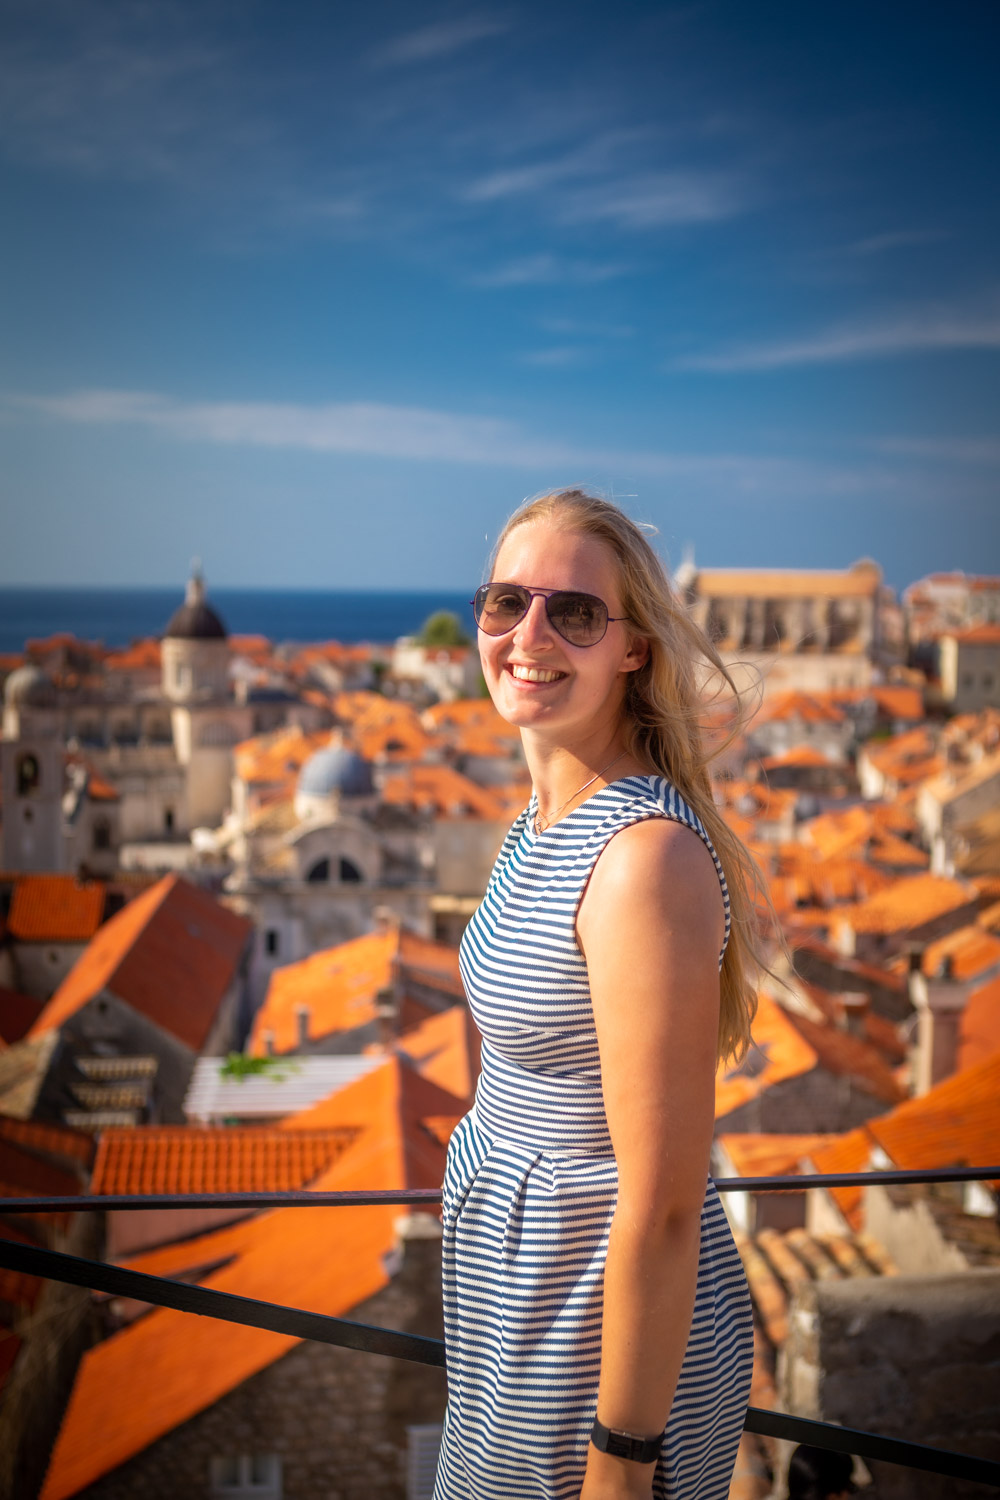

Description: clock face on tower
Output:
[16,752,40,797]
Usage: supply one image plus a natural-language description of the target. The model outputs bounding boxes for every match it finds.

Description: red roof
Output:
[30,875,252,1052]
[91,1126,358,1195]
[7,876,106,943]
[40,1055,463,1500]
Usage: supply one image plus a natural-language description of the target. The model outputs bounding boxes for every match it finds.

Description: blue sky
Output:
[1,0,998,592]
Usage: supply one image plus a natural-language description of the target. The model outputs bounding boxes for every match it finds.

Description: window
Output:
[164,807,175,833]
[306,857,330,883]
[16,753,40,797]
[407,1425,442,1500]
[339,856,363,883]
[93,820,111,851]
[209,1454,282,1499]
[264,929,280,956]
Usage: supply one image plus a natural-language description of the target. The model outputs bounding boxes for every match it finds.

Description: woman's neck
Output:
[523,730,648,827]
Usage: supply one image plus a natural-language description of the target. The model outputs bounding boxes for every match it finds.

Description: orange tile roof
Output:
[805,1127,872,1228]
[717,1133,834,1179]
[41,1055,460,1500]
[838,873,975,936]
[234,726,330,786]
[777,1010,907,1104]
[381,764,509,819]
[395,1004,482,1103]
[755,690,846,725]
[8,876,106,943]
[248,928,463,1057]
[0,1115,94,1169]
[958,976,1000,1073]
[715,991,819,1120]
[949,624,1000,644]
[103,640,162,672]
[30,875,252,1052]
[759,746,835,770]
[90,1127,357,1195]
[920,924,1000,980]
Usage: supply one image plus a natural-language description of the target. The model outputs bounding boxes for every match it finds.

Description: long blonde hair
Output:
[492,488,766,1064]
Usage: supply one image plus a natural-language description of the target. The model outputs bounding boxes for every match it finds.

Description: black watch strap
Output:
[590,1416,663,1464]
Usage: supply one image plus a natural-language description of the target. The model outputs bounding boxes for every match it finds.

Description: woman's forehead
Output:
[493,519,620,595]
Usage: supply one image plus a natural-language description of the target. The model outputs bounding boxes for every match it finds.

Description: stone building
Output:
[677,557,889,696]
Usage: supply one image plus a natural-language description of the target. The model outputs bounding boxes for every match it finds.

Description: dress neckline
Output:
[523,773,654,843]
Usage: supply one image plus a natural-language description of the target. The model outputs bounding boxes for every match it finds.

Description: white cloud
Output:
[672,307,1000,372]
[7,386,895,499]
[846,229,947,256]
[872,435,1000,465]
[557,170,745,229]
[370,15,509,68]
[471,254,629,287]
[518,346,592,368]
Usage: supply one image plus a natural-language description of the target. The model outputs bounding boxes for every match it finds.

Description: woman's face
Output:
[480,516,648,746]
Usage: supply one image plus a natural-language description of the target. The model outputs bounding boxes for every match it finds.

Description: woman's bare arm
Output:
[576,816,725,1500]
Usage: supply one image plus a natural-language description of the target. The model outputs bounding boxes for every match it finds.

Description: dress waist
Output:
[473,1041,614,1158]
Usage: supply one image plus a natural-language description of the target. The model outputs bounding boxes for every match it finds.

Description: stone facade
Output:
[779,1270,1000,1499]
[76,1221,447,1500]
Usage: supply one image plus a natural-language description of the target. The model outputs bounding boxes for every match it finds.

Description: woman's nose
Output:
[512,593,556,650]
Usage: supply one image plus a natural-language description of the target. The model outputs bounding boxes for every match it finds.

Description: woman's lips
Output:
[507,663,567,684]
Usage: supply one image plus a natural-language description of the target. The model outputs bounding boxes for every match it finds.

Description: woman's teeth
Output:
[510,665,563,683]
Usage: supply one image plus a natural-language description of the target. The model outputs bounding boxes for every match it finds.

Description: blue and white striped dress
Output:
[434,775,753,1500]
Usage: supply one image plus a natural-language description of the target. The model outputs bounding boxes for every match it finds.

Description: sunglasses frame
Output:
[471,583,629,648]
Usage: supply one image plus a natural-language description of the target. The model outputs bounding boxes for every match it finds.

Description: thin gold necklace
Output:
[533,751,627,835]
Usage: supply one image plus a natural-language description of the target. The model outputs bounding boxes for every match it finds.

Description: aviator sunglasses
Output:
[472,583,628,647]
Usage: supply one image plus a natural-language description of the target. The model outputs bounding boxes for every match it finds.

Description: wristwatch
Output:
[590,1416,664,1463]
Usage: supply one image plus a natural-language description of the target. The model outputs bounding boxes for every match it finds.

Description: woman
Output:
[434,491,764,1500]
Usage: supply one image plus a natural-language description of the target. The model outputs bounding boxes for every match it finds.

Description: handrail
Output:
[3,1166,999,1488]
[2,1162,997,1215]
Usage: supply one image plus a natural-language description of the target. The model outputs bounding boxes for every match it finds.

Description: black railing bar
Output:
[0,1237,997,1487]
[2,1164,997,1215]
[745,1408,1000,1487]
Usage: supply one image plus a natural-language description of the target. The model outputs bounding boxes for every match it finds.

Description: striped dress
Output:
[433,775,754,1500]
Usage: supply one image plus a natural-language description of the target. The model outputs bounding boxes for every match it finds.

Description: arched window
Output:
[339,856,363,884]
[16,753,40,797]
[307,857,330,883]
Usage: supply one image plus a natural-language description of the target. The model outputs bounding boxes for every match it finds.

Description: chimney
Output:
[263,1029,275,1058]
[839,992,868,1038]
[294,1004,310,1052]
[374,985,398,1052]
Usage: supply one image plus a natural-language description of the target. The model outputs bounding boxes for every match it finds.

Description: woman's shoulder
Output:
[602,773,706,834]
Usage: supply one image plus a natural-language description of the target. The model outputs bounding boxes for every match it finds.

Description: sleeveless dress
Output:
[433,775,754,1500]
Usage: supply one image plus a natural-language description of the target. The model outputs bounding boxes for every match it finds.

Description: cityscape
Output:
[1,560,998,1498]
[2,1,999,1498]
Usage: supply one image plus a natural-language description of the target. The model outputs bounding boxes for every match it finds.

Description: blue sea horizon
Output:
[0,586,474,655]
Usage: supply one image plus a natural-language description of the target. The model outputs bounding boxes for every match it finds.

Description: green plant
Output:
[218,1053,301,1083]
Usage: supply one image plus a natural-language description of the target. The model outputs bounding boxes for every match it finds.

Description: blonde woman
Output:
[434,492,762,1500]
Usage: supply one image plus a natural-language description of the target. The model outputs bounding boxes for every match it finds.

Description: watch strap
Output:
[590,1416,663,1464]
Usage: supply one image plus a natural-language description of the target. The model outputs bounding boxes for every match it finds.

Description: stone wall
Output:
[779,1269,1000,1499]
[77,1218,447,1500]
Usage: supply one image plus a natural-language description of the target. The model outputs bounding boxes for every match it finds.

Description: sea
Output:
[0,587,474,655]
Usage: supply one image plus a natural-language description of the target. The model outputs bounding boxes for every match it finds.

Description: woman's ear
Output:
[621,634,650,674]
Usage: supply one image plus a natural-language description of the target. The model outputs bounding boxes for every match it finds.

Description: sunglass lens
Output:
[548,592,608,645]
[475,584,530,634]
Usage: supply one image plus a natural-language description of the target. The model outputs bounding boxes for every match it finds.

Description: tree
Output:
[417,610,470,648]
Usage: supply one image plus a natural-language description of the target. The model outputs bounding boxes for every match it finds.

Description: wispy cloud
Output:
[672,306,1000,372]
[871,435,1000,465]
[471,254,629,287]
[370,15,510,68]
[518,346,593,369]
[6,387,895,499]
[557,170,745,229]
[846,229,948,256]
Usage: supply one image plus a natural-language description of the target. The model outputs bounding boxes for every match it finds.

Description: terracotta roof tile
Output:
[8,876,106,943]
[777,1009,907,1104]
[838,872,976,936]
[30,875,252,1052]
[395,1004,482,1103]
[381,764,508,819]
[694,566,880,599]
[234,726,329,786]
[920,924,1000,980]
[958,976,1000,1073]
[249,928,463,1057]
[91,1127,357,1195]
[41,1056,462,1500]
[103,640,162,672]
[715,991,818,1120]
[948,624,1000,644]
[717,1133,834,1179]
[805,1127,872,1228]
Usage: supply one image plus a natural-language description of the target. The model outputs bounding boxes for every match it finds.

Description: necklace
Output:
[533,751,627,835]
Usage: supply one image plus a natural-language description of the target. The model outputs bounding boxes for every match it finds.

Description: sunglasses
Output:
[471,583,628,647]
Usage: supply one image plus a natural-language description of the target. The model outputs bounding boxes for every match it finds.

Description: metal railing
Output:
[2,1164,999,1489]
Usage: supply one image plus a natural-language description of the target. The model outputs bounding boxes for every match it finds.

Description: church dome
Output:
[4,664,57,709]
[298,745,374,799]
[164,569,227,641]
